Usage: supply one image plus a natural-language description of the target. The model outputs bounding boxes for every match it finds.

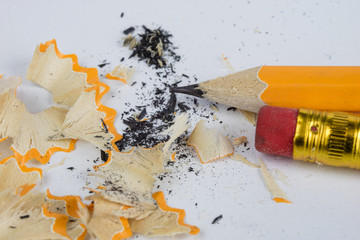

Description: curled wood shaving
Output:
[0,77,75,169]
[105,65,134,84]
[26,43,91,107]
[85,145,199,237]
[187,120,234,164]
[49,89,120,151]
[0,159,80,240]
[0,158,40,194]
[77,194,132,240]
[129,191,199,236]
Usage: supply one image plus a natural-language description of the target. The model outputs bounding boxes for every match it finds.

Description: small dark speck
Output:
[227,107,237,111]
[123,27,135,35]
[212,215,223,224]
[9,226,16,229]
[121,57,125,62]
[182,74,189,78]
[121,12,124,18]
[67,167,74,171]
[20,215,30,219]
[98,60,110,68]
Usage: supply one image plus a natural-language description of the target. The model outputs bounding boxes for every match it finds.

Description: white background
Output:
[1,0,360,240]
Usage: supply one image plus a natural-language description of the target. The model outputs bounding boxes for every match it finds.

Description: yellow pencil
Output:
[171,66,360,113]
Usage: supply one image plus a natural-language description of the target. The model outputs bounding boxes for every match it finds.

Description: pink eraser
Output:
[255,106,299,157]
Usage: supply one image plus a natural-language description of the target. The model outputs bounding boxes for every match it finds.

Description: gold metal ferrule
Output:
[293,108,360,169]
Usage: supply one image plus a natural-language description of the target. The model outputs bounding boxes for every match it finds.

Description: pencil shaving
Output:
[0,159,79,240]
[0,190,69,240]
[0,158,40,194]
[239,109,257,126]
[233,136,248,146]
[259,159,291,203]
[0,77,75,168]
[106,65,134,84]
[77,194,132,240]
[45,192,86,240]
[221,54,236,73]
[97,144,165,216]
[86,144,198,237]
[49,89,120,151]
[129,191,198,236]
[26,43,91,107]
[161,113,190,154]
[209,104,218,112]
[187,120,234,164]
[231,154,260,168]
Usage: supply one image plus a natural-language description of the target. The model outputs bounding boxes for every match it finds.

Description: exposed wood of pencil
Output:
[200,66,266,113]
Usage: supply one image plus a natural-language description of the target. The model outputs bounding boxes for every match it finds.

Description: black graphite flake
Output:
[182,74,189,78]
[178,102,190,112]
[138,108,147,120]
[123,27,135,35]
[67,167,74,171]
[101,119,108,133]
[101,150,109,162]
[20,215,30,219]
[166,93,177,114]
[121,12,124,18]
[211,215,223,224]
[115,114,172,151]
[98,60,110,68]
[125,25,181,69]
[227,107,237,111]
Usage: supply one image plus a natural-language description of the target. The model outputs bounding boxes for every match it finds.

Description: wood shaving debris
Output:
[188,120,234,164]
[48,89,119,151]
[221,54,236,73]
[210,104,218,112]
[233,136,248,146]
[239,109,257,126]
[105,65,134,84]
[161,113,190,154]
[231,154,260,168]
[259,158,291,203]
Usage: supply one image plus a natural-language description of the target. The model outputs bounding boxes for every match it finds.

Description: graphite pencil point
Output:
[170,84,204,98]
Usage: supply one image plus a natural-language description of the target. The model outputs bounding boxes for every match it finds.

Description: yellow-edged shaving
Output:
[161,113,189,154]
[259,158,291,203]
[106,65,134,84]
[187,120,234,164]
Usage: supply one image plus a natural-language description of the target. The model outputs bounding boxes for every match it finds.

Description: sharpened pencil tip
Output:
[170,84,204,98]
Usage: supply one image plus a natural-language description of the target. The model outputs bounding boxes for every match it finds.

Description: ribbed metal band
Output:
[293,108,360,169]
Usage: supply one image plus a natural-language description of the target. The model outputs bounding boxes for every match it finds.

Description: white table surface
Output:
[1,0,360,239]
